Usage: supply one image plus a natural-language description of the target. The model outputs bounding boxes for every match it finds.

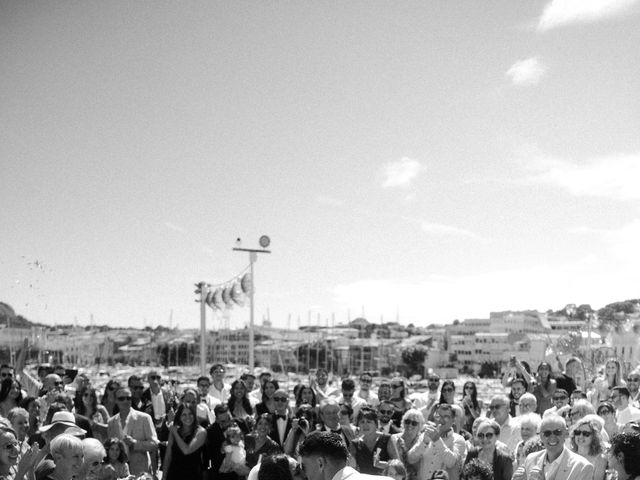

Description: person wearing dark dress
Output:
[349,407,396,475]
[244,413,282,468]
[163,403,206,480]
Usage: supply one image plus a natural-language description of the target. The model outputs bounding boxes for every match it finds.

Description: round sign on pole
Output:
[259,235,270,248]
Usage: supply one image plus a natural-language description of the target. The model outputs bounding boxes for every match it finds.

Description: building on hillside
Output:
[489,311,551,334]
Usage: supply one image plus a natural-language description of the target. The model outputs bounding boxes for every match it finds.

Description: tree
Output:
[401,346,427,376]
[597,300,639,332]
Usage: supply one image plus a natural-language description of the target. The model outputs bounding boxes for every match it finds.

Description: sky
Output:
[2,0,640,331]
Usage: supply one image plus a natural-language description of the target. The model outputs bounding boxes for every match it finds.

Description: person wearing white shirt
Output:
[407,403,467,480]
[413,374,440,411]
[611,386,640,425]
[337,379,367,421]
[626,370,640,408]
[208,364,231,403]
[487,395,520,457]
[356,373,379,408]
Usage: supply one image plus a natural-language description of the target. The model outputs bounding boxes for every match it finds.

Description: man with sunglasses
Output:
[542,389,570,417]
[268,389,292,447]
[626,369,640,408]
[377,401,401,434]
[513,414,593,480]
[413,373,440,411]
[338,379,367,421]
[611,386,640,425]
[356,373,379,408]
[106,386,158,476]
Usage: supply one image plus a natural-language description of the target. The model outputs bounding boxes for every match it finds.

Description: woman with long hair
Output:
[426,380,456,422]
[390,409,423,480]
[0,379,23,419]
[228,380,254,421]
[533,362,556,414]
[464,419,513,480]
[350,407,397,475]
[163,402,206,480]
[102,437,130,480]
[100,380,121,417]
[459,381,482,432]
[0,424,39,480]
[255,380,280,416]
[388,379,413,427]
[294,385,318,411]
[246,413,282,467]
[592,359,627,406]
[570,418,607,480]
[74,386,109,441]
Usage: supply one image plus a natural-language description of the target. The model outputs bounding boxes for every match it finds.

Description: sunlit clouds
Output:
[537,0,640,31]
[381,157,424,188]
[506,57,547,87]
[524,151,640,200]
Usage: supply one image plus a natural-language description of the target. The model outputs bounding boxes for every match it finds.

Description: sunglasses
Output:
[131,386,144,390]
[379,409,394,415]
[117,396,132,401]
[476,432,494,439]
[274,397,288,402]
[0,373,13,378]
[598,409,612,415]
[574,430,592,437]
[428,378,439,382]
[150,376,161,381]
[442,387,454,392]
[627,378,640,382]
[541,429,563,438]
[403,419,419,427]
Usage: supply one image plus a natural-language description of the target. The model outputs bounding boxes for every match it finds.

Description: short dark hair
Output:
[127,375,142,386]
[257,454,293,480]
[356,407,378,425]
[241,372,256,381]
[213,403,229,416]
[209,364,224,375]
[197,376,210,385]
[298,431,348,462]
[613,386,631,398]
[341,378,355,391]
[461,459,492,480]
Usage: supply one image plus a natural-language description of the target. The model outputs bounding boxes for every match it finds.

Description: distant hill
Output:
[0,302,47,328]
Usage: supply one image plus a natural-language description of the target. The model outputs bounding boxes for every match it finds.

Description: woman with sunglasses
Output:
[459,381,482,433]
[100,380,121,417]
[425,380,456,422]
[570,418,607,480]
[464,419,513,480]
[349,407,397,475]
[598,401,622,439]
[388,379,413,427]
[389,409,423,480]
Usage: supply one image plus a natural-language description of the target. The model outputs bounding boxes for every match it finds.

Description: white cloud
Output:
[381,157,424,188]
[537,0,640,31]
[506,57,547,87]
[524,151,640,200]
[164,221,186,233]
[418,221,488,242]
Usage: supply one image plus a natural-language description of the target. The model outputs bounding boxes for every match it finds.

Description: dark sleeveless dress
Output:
[165,432,203,480]
[352,433,391,475]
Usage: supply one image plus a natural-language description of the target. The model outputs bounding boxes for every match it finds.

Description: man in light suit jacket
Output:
[107,387,159,476]
[512,414,593,480]
[299,431,393,480]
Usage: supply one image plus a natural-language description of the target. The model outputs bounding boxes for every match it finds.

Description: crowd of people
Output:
[1,356,640,480]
